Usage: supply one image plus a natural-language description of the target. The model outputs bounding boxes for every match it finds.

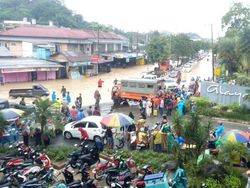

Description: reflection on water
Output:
[0,65,153,106]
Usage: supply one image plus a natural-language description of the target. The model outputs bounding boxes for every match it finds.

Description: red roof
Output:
[0,26,125,40]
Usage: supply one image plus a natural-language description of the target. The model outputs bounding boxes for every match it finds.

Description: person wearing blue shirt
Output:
[77,109,85,120]
[51,91,56,102]
[215,120,225,139]
[66,92,71,105]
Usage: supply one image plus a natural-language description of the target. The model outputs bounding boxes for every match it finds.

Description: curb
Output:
[185,114,250,126]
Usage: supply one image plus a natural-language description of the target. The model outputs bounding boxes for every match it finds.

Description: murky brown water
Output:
[0,57,212,107]
[0,65,154,106]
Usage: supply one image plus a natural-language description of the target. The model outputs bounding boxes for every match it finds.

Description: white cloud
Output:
[64,0,249,38]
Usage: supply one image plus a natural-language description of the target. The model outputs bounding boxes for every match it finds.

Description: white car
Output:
[182,64,192,72]
[63,116,105,141]
[164,78,177,89]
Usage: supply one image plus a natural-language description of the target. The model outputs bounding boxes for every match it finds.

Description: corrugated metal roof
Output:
[61,51,92,62]
[0,58,63,69]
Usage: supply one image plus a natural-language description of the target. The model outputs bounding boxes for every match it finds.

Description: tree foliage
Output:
[171,33,193,61]
[218,2,250,80]
[222,2,250,36]
[146,33,170,63]
[34,97,53,134]
[217,37,240,75]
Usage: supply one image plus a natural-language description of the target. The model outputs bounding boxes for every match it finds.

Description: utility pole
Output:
[136,31,139,57]
[97,25,100,74]
[211,24,215,81]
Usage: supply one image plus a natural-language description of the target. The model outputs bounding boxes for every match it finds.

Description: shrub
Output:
[205,178,223,188]
[220,105,229,112]
[228,103,243,113]
[103,150,175,172]
[46,146,75,162]
[224,175,241,188]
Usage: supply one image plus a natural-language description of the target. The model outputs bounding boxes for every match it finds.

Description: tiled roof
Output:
[0,26,93,39]
[0,26,126,41]
[0,58,63,69]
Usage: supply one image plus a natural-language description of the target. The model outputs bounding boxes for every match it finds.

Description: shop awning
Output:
[70,61,92,67]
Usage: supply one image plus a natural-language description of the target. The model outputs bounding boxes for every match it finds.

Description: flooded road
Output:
[0,65,154,106]
[0,56,212,107]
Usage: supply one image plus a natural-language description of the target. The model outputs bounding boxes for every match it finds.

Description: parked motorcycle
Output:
[92,153,121,180]
[105,157,137,186]
[68,150,99,169]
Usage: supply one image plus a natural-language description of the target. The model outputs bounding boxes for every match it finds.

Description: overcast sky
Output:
[64,0,249,38]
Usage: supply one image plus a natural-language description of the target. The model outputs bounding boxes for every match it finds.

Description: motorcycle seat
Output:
[22,178,39,185]
[83,179,94,186]
[67,179,81,186]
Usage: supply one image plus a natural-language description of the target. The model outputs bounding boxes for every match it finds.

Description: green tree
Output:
[222,2,250,36]
[217,37,240,75]
[171,33,193,64]
[0,113,6,127]
[238,27,250,75]
[146,33,170,64]
[184,113,211,158]
[34,98,53,135]
[172,111,184,137]
[218,142,247,168]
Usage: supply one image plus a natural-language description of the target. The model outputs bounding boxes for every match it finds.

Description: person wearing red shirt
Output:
[98,78,104,88]
[38,153,51,169]
[78,127,89,140]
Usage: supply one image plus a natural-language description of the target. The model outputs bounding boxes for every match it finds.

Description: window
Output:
[138,83,145,88]
[74,122,87,128]
[122,82,128,87]
[88,122,98,128]
[147,84,154,88]
[129,82,137,88]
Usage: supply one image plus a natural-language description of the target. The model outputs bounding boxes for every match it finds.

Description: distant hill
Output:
[0,0,120,32]
[186,32,203,41]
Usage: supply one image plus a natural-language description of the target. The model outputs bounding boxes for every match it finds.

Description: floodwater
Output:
[0,55,212,107]
[0,65,154,106]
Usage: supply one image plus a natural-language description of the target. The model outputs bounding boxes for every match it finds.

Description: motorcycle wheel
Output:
[70,162,77,169]
[115,139,124,149]
[106,174,114,186]
[94,171,104,180]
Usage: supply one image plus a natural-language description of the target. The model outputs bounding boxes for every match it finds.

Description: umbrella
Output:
[101,113,134,128]
[219,129,249,144]
[0,108,25,121]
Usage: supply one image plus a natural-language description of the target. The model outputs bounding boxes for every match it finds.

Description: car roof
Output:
[79,116,103,124]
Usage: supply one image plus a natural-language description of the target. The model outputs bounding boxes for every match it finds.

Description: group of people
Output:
[139,86,192,119]
[51,86,103,122]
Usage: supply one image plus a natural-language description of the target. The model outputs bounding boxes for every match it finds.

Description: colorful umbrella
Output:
[0,108,25,121]
[219,129,249,144]
[101,113,134,128]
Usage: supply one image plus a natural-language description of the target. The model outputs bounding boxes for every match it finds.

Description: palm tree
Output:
[0,113,6,127]
[34,98,53,135]
[172,111,184,137]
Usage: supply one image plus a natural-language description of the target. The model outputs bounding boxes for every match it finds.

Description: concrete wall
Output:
[200,81,250,108]
[5,41,23,57]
